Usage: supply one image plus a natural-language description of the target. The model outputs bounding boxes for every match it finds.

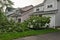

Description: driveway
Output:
[14,32,60,40]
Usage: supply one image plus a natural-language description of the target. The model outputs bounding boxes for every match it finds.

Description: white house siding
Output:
[34,5,44,12]
[39,6,44,11]
[55,1,60,27]
[44,0,57,11]
[33,7,39,12]
[34,8,36,12]
[21,14,30,22]
[43,14,55,28]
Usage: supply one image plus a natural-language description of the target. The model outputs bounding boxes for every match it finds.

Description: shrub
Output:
[0,11,51,33]
[25,16,51,29]
[0,12,27,33]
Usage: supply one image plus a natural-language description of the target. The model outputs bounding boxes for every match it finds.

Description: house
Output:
[33,0,60,28]
[5,5,33,22]
[18,5,33,22]
[5,7,19,22]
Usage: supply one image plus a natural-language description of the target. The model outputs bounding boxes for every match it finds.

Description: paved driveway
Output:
[14,32,60,40]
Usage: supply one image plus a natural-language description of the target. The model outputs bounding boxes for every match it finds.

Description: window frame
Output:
[36,8,40,11]
[47,5,53,8]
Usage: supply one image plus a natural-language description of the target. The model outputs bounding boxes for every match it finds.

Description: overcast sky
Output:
[11,0,44,8]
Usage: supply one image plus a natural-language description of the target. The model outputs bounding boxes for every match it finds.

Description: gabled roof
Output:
[21,5,33,12]
[7,5,34,16]
[20,5,33,13]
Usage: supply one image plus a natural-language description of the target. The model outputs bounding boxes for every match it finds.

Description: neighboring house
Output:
[18,5,33,22]
[5,5,33,22]
[5,7,20,22]
[33,0,60,28]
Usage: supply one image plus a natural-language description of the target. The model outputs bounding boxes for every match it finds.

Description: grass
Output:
[0,29,60,40]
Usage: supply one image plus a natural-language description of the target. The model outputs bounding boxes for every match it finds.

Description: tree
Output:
[0,0,13,33]
[0,0,13,12]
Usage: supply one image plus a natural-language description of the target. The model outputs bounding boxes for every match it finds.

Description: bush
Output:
[25,16,51,29]
[0,11,51,33]
[0,12,28,33]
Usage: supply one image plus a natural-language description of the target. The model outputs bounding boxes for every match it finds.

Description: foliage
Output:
[0,11,28,33]
[0,0,13,12]
[0,10,51,33]
[25,16,51,29]
[0,29,59,40]
[20,21,30,31]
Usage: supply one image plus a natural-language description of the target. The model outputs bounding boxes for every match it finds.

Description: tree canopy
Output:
[0,0,13,12]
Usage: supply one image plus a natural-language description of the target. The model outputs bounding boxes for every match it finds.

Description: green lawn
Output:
[0,29,60,40]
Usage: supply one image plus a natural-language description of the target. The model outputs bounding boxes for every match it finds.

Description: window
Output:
[57,0,60,1]
[36,8,39,11]
[18,19,21,22]
[39,15,42,17]
[47,5,53,8]
[8,9,12,12]
[7,8,14,12]
[3,0,6,1]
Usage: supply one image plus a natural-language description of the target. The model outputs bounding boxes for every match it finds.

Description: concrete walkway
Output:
[14,32,60,40]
